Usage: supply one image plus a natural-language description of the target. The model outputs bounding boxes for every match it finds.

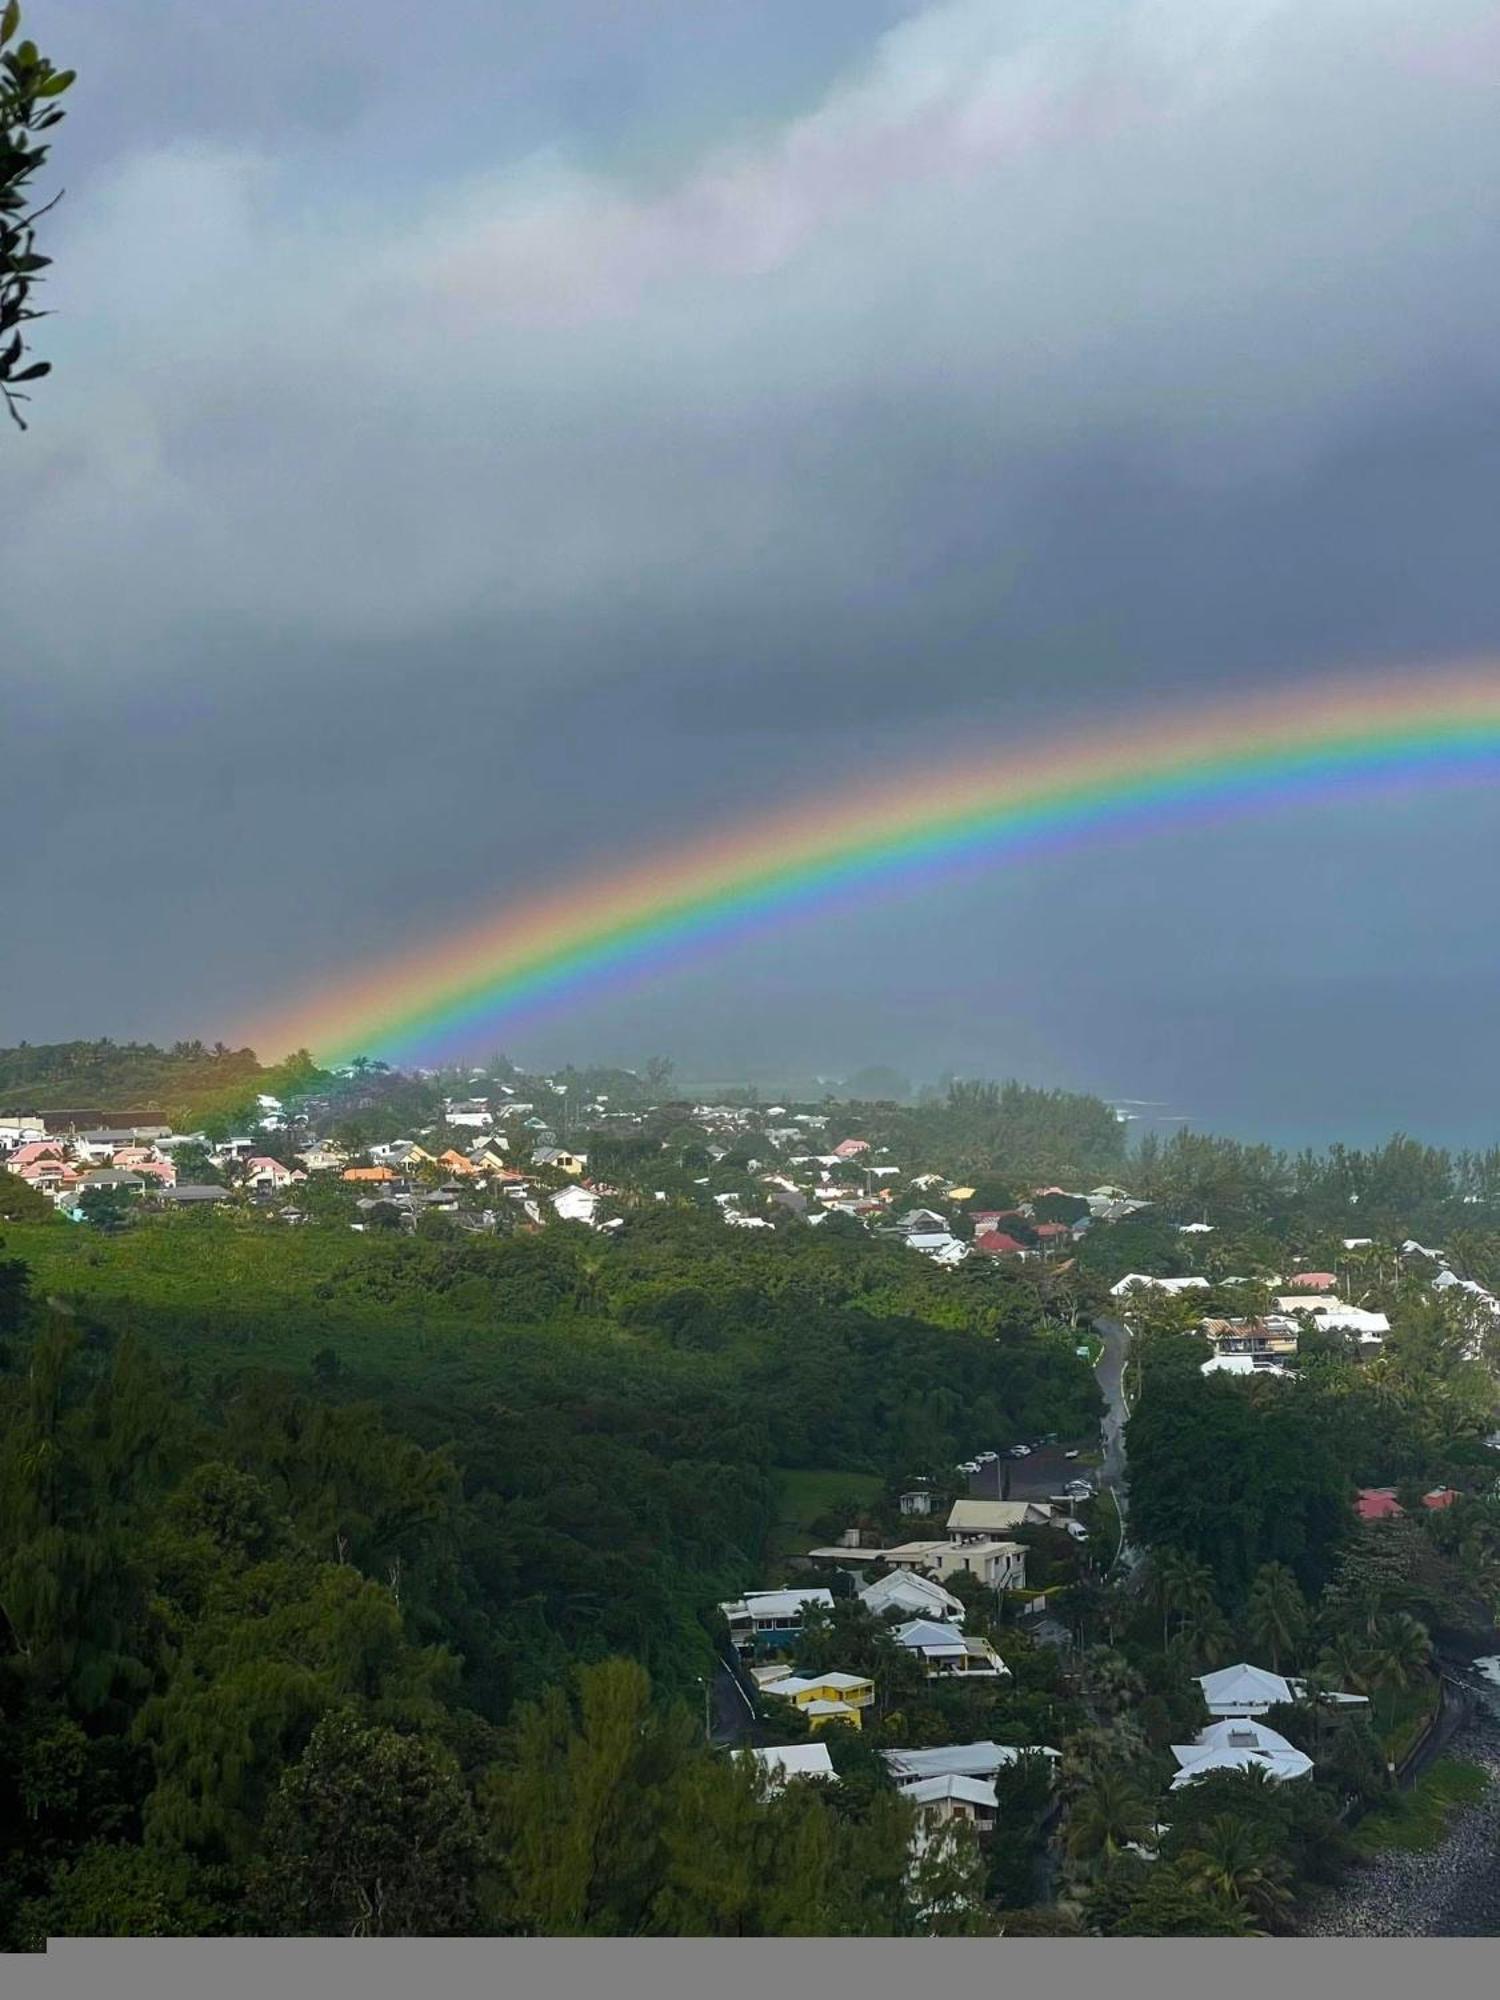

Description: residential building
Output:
[243,1157,294,1190]
[897,1488,935,1518]
[746,1743,838,1791]
[757,1669,875,1731]
[1170,1718,1313,1789]
[883,1742,1059,1787]
[1197,1662,1368,1718]
[858,1569,965,1625]
[892,1619,1009,1679]
[900,1774,999,1831]
[946,1499,1051,1541]
[719,1588,835,1659]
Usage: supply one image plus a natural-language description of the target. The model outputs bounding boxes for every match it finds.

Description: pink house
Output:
[244,1157,295,1190]
[833,1139,870,1159]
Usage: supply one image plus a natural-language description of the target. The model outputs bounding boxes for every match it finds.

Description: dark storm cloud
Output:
[7,1,1500,1142]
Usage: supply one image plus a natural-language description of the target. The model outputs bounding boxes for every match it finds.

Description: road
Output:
[1094,1315,1134,1567]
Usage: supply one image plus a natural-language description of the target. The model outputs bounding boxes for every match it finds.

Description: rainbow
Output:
[244,663,1500,1066]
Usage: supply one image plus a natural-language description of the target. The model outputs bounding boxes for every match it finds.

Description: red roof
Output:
[974,1230,1026,1256]
[1423,1487,1460,1510]
[1033,1221,1070,1238]
[1357,1485,1460,1522]
[1285,1272,1337,1292]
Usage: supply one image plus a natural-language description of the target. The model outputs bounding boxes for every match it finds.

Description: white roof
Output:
[1109,1274,1210,1297]
[859,1570,965,1623]
[884,1742,1058,1783]
[1197,1662,1294,1714]
[748,1744,837,1787]
[1170,1747,1312,1788]
[947,1499,1048,1533]
[902,1774,999,1811]
[766,1672,871,1697]
[742,1588,834,1620]
[894,1618,966,1654]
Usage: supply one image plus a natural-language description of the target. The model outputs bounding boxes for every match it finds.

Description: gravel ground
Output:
[1297,1700,1500,1937]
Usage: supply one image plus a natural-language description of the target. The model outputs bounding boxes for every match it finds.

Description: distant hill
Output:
[0,1039,275,1126]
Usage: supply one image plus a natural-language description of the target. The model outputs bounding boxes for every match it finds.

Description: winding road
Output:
[1094,1315,1135,1569]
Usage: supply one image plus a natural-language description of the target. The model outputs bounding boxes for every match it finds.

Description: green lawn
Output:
[770,1467,884,1567]
[1352,1757,1489,1854]
[1375,1681,1441,1766]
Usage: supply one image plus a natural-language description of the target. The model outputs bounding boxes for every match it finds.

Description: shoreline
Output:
[1296,1700,1500,1937]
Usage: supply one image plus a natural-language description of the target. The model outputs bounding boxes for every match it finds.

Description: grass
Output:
[1352,1757,1490,1854]
[1375,1681,1441,1766]
[770,1467,884,1567]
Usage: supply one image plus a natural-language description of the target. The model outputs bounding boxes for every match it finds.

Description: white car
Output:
[976,1451,998,1463]
[1010,1444,1032,1457]
[1064,1449,1080,1460]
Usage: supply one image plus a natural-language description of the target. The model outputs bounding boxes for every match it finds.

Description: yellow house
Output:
[760,1671,875,1731]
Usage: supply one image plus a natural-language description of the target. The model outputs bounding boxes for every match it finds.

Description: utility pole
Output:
[698,1673,712,1742]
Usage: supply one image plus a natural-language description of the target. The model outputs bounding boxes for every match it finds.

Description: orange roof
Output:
[342,1165,396,1182]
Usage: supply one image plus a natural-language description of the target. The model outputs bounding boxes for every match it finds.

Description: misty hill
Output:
[0,1039,275,1125]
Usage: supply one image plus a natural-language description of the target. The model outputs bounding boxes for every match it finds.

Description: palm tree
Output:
[1151,1549,1218,1651]
[1065,1768,1156,1871]
[1177,1815,1294,1931]
[1365,1612,1432,1740]
[1315,1630,1373,1701]
[1245,1562,1308,1674]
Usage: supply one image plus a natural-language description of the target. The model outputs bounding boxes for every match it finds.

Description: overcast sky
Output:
[8,0,1500,1147]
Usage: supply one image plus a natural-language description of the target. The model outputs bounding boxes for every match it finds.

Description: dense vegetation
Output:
[0,1202,1099,1943]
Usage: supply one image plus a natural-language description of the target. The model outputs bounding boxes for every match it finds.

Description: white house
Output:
[859,1569,966,1625]
[892,1619,1009,1680]
[551,1185,600,1226]
[883,1742,1060,1787]
[719,1588,835,1658]
[747,1743,838,1791]
[946,1499,1051,1541]
[1109,1274,1210,1299]
[1197,1661,1368,1718]
[1170,1718,1314,1789]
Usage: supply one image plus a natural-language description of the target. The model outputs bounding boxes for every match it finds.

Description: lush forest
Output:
[0,1204,1100,1943]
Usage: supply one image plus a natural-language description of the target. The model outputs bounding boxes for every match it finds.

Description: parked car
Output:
[1010,1444,1032,1457]
[976,1450,998,1463]
[1063,1449,1080,1460]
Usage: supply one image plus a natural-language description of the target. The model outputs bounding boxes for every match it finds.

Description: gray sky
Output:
[7,0,1500,1147]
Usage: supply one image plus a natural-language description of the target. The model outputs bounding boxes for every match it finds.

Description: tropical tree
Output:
[1364,1612,1432,1740]
[1175,1814,1294,1931]
[1245,1562,1309,1674]
[1065,1768,1156,1871]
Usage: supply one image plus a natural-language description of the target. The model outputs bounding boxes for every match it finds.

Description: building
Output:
[746,1743,838,1791]
[719,1588,835,1659]
[884,1742,1059,1787]
[898,1488,935,1517]
[946,1499,1051,1542]
[756,1668,875,1731]
[900,1773,1000,1831]
[858,1569,965,1625]
[1170,1718,1314,1789]
[1197,1662,1368,1718]
[892,1619,1009,1679]
[243,1157,295,1190]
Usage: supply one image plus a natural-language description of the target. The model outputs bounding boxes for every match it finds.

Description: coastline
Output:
[1296,1698,1500,1937]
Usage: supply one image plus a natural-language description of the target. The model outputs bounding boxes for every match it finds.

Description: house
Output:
[883,1743,1059,1787]
[1110,1274,1210,1298]
[467,1142,509,1172]
[532,1147,587,1174]
[859,1569,966,1625]
[898,1488,935,1518]
[155,1184,231,1205]
[746,1743,838,1791]
[1356,1486,1460,1522]
[444,1099,495,1129]
[5,1141,67,1173]
[757,1669,875,1731]
[75,1169,143,1195]
[551,1185,600,1226]
[972,1231,1029,1259]
[1199,1316,1299,1367]
[901,1774,1000,1831]
[1171,1718,1313,1789]
[833,1139,870,1159]
[1197,1662,1368,1718]
[891,1620,1009,1680]
[371,1141,434,1170]
[436,1149,479,1176]
[946,1499,1051,1541]
[719,1588,835,1659]
[1281,1272,1338,1293]
[243,1157,294,1190]
[342,1166,397,1184]
[894,1208,949,1233]
[297,1147,346,1172]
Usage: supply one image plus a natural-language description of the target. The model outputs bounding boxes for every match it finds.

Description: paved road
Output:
[1094,1316,1135,1567]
